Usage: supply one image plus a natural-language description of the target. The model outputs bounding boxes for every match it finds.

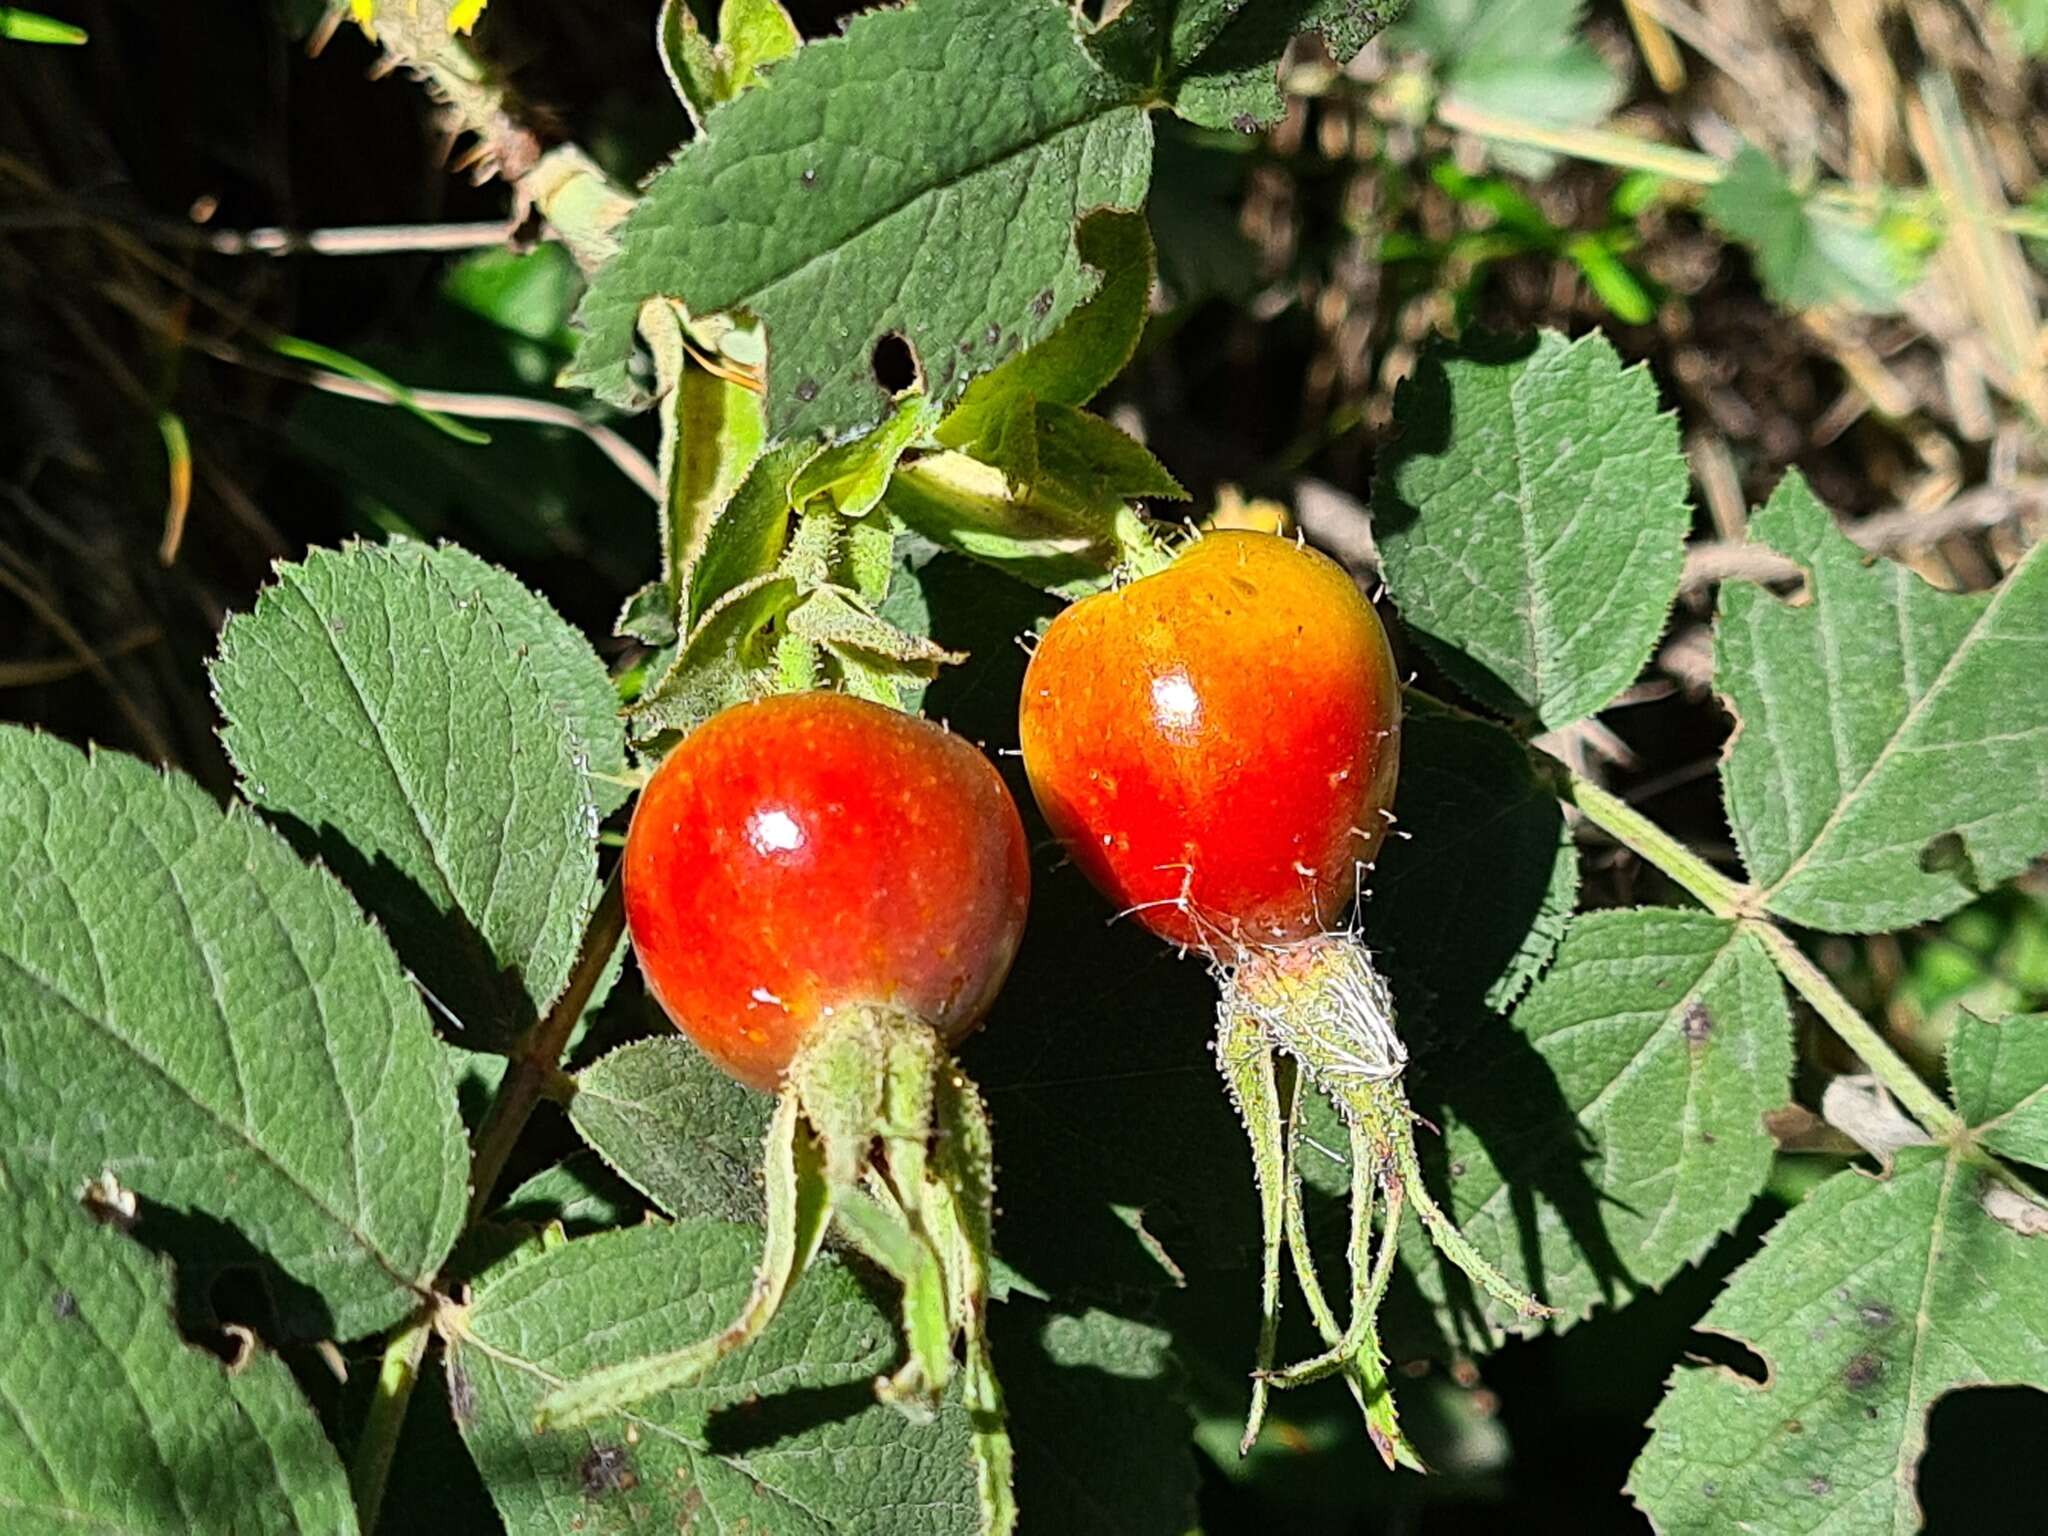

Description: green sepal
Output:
[532,1088,831,1429]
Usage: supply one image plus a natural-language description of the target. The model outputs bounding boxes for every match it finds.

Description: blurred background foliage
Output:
[4,1,2047,1528]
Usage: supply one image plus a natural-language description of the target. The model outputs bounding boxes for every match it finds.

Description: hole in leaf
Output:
[1682,1329,1770,1387]
[871,332,920,395]
[1918,830,1981,891]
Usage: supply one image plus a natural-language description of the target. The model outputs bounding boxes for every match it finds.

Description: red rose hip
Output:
[625,691,1031,1090]
[1018,529,1401,952]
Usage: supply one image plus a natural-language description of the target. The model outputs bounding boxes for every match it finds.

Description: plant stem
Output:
[466,868,627,1225]
[1555,770,1964,1143]
[349,1314,432,1535]
[348,868,627,1528]
[1557,772,1750,919]
[1433,98,2048,244]
[1744,919,1965,1141]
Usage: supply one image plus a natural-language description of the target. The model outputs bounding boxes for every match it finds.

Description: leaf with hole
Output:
[0,1157,358,1533]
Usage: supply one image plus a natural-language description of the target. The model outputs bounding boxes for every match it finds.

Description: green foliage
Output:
[567,0,1155,437]
[1388,0,1621,175]
[212,543,608,1047]
[1949,1013,2048,1169]
[0,7,88,44]
[1628,1133,2048,1532]
[1374,330,1692,728]
[0,1159,358,1531]
[1717,471,2048,933]
[1703,147,1926,312]
[569,1036,773,1224]
[0,727,468,1341]
[449,1219,983,1533]
[659,0,800,128]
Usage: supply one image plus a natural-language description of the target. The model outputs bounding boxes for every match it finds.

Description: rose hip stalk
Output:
[538,693,1029,1528]
[1019,530,1550,1469]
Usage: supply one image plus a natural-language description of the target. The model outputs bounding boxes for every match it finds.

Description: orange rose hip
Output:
[1018,529,1401,952]
[624,692,1031,1090]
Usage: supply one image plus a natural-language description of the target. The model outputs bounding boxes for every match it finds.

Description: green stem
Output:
[1557,768,1963,1145]
[465,869,627,1226]
[1559,772,1750,920]
[1433,97,2048,244]
[1745,919,1965,1142]
[349,869,627,1524]
[349,1313,432,1534]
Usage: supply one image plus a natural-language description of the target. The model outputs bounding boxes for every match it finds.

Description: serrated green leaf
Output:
[1949,1013,2048,1170]
[212,543,601,1047]
[1717,472,2048,933]
[568,1036,774,1225]
[449,1219,981,1534]
[1367,696,1577,1021]
[498,1151,645,1233]
[1388,0,1619,176]
[389,542,630,816]
[0,1158,358,1533]
[788,588,963,665]
[567,0,1153,442]
[1306,909,1793,1344]
[1030,402,1188,504]
[1166,0,1410,132]
[1628,1144,2048,1534]
[1703,147,1923,312]
[0,728,467,1339]
[1375,330,1691,728]
[939,209,1157,454]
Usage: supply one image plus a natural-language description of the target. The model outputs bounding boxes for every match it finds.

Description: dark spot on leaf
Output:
[446,1357,478,1427]
[1808,1476,1832,1496]
[1783,1418,1803,1434]
[1030,288,1055,319]
[1858,1300,1895,1329]
[51,1290,77,1321]
[794,378,819,403]
[959,337,974,354]
[799,168,817,190]
[578,1444,638,1499]
[1682,1001,1713,1046]
[984,324,1001,348]
[1701,1481,1718,1500]
[1842,1353,1884,1392]
[1231,113,1259,133]
[871,332,919,394]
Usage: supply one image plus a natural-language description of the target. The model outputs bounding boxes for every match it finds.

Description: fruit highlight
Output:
[540,692,1028,1533]
[1019,530,1550,1469]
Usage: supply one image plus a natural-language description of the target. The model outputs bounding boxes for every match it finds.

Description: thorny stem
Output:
[348,869,626,1527]
[1560,768,1967,1145]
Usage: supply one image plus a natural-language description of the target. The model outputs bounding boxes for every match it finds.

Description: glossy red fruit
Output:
[1019,530,1401,952]
[625,693,1031,1090]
